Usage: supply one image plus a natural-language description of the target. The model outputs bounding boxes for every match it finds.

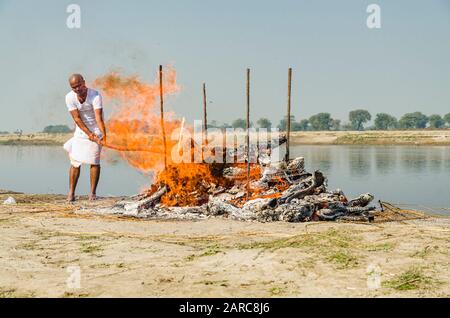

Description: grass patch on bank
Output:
[383,267,441,291]
[365,242,396,252]
[16,241,42,251]
[76,234,101,241]
[237,228,351,251]
[80,242,103,255]
[327,251,359,269]
[409,246,439,258]
[237,236,311,250]
[200,244,222,257]
[0,287,34,298]
[268,286,284,296]
[62,292,91,298]
[89,262,126,269]
[185,244,223,261]
[195,280,229,287]
[237,228,353,251]
[0,288,18,298]
[237,228,363,270]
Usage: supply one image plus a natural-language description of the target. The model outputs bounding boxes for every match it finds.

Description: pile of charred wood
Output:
[99,155,377,223]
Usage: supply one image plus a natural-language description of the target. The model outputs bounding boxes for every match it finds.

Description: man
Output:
[63,74,106,202]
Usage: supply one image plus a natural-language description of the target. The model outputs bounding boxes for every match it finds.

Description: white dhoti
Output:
[63,136,102,167]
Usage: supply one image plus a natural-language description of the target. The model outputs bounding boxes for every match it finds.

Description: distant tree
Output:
[349,109,371,131]
[443,113,450,126]
[428,114,445,129]
[290,123,300,131]
[374,113,398,130]
[278,115,312,131]
[0,131,9,135]
[43,125,72,134]
[256,118,272,129]
[295,119,310,131]
[291,121,302,131]
[207,120,219,128]
[207,120,232,131]
[277,115,296,131]
[398,112,428,129]
[330,119,341,131]
[220,122,232,129]
[231,118,247,129]
[340,122,353,131]
[309,113,332,131]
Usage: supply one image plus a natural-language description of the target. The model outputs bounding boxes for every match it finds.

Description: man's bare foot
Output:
[89,193,97,201]
[67,194,75,202]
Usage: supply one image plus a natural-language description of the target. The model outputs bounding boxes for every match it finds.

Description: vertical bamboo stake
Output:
[285,67,292,162]
[203,83,208,147]
[246,68,251,199]
[159,65,167,169]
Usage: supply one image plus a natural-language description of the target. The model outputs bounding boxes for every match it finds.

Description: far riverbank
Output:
[1,130,450,146]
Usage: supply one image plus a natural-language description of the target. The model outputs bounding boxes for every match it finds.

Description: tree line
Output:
[0,125,73,135]
[42,125,73,133]
[210,110,450,131]
[3,110,450,134]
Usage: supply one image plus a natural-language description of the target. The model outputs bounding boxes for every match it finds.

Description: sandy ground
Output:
[2,130,450,146]
[0,192,449,298]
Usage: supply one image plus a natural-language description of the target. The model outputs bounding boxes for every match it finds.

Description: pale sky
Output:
[0,0,449,132]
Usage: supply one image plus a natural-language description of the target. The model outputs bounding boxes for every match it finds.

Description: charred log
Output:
[277,170,325,204]
[139,185,167,210]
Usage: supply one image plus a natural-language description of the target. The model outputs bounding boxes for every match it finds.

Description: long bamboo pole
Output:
[203,83,208,146]
[246,68,251,199]
[159,65,167,169]
[285,67,292,162]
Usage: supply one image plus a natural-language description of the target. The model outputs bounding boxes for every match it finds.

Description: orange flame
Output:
[157,163,227,206]
[93,66,181,172]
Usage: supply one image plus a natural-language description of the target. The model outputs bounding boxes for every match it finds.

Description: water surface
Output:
[1,145,449,214]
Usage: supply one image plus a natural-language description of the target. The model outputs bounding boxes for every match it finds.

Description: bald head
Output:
[69,73,87,96]
[69,73,84,84]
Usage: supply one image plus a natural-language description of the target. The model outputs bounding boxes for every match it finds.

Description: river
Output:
[1,145,449,214]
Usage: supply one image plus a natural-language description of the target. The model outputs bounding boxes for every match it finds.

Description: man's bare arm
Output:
[69,109,99,142]
[94,108,106,145]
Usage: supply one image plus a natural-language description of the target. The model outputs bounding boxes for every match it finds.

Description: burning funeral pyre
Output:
[91,69,376,222]
[101,155,376,222]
